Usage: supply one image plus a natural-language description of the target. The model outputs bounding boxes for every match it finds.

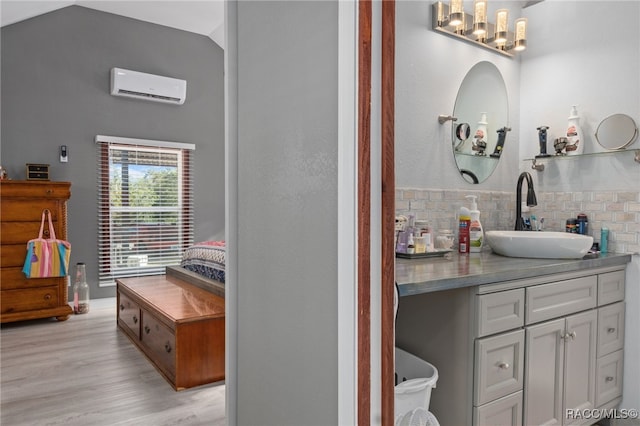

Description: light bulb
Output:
[472,0,487,36]
[449,0,464,27]
[494,9,508,44]
[514,18,527,51]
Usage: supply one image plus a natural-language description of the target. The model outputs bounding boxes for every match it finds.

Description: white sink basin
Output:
[485,231,594,259]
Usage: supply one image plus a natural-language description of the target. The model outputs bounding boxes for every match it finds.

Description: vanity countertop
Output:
[396,251,632,297]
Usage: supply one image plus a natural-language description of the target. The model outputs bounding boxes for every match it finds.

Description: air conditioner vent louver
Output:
[110,68,186,105]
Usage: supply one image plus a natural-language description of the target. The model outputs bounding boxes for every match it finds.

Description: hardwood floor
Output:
[1,298,226,426]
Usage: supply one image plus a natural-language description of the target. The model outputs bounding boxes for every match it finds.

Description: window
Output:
[96,135,194,286]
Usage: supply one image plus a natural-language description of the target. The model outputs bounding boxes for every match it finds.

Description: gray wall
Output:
[1,5,225,298]
[234,1,339,424]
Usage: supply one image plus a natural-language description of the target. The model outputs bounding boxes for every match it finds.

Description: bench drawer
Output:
[117,292,141,339]
[141,309,176,378]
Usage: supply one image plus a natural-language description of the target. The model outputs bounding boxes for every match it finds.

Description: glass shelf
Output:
[524,149,640,170]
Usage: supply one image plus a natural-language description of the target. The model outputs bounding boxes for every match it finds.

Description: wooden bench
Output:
[116,275,225,390]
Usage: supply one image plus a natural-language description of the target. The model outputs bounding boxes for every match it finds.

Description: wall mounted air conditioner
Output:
[110,68,187,105]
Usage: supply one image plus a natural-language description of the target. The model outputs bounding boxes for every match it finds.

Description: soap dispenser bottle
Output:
[466,195,484,253]
[565,105,584,156]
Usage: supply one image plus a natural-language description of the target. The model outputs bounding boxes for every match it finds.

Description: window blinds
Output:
[96,136,194,286]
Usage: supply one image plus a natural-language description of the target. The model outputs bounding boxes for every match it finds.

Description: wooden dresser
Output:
[1,180,73,323]
[117,275,225,390]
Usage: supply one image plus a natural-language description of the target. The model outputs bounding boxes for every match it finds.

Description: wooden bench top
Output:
[117,275,225,323]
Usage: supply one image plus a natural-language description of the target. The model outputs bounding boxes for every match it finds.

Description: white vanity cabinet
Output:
[395,266,626,426]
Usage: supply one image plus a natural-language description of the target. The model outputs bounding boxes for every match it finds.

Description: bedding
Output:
[180,240,225,283]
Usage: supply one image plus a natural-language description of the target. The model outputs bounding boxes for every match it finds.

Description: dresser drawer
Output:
[476,289,524,337]
[1,221,62,245]
[526,276,597,324]
[1,287,59,314]
[0,181,71,199]
[598,271,625,306]
[0,199,63,223]
[596,350,623,407]
[474,329,524,405]
[141,310,176,378]
[0,267,63,290]
[597,302,625,357]
[117,292,141,339]
[0,245,29,268]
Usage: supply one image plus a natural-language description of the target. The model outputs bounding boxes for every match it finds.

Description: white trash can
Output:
[395,347,439,420]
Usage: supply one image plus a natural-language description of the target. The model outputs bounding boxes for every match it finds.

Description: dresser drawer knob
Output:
[119,304,125,311]
[144,325,151,334]
[606,376,614,382]
[133,315,138,324]
[498,362,510,370]
[44,294,52,300]
[607,327,616,334]
[165,342,172,353]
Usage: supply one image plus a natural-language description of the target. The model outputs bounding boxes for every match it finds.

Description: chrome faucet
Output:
[515,172,537,231]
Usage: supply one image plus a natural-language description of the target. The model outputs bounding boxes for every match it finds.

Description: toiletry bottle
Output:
[466,195,484,253]
[407,233,415,254]
[490,127,509,158]
[536,126,551,158]
[601,227,609,254]
[565,105,584,155]
[577,213,588,235]
[472,113,488,155]
[416,220,434,252]
[458,206,471,254]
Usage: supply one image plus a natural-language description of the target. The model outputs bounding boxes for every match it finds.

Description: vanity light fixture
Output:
[472,0,488,37]
[431,1,528,58]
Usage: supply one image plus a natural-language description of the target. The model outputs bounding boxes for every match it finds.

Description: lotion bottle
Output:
[466,195,484,253]
[565,105,584,156]
[458,206,471,254]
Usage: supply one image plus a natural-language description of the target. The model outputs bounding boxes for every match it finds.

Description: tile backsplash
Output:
[396,188,640,254]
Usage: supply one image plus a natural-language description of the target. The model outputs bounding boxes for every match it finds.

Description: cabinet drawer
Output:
[526,276,597,324]
[474,391,523,426]
[117,292,141,339]
[0,199,62,222]
[474,329,524,406]
[1,221,61,245]
[596,350,623,407]
[476,289,524,337]
[141,310,176,378]
[1,287,59,314]
[0,267,61,290]
[0,181,71,199]
[598,271,625,306]
[1,245,29,269]
[597,302,624,357]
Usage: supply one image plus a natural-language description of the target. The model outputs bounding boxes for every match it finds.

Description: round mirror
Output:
[452,62,508,184]
[595,113,638,150]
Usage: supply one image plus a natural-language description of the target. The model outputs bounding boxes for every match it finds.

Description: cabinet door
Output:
[563,310,597,425]
[524,318,565,426]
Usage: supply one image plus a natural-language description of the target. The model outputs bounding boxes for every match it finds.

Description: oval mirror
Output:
[452,62,508,184]
[595,113,638,150]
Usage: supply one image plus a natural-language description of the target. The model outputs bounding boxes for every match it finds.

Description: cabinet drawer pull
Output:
[607,327,616,334]
[605,376,614,382]
[44,294,52,300]
[498,362,510,370]
[165,342,172,353]
[120,304,125,311]
[562,331,577,341]
[133,315,138,324]
[144,325,151,334]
